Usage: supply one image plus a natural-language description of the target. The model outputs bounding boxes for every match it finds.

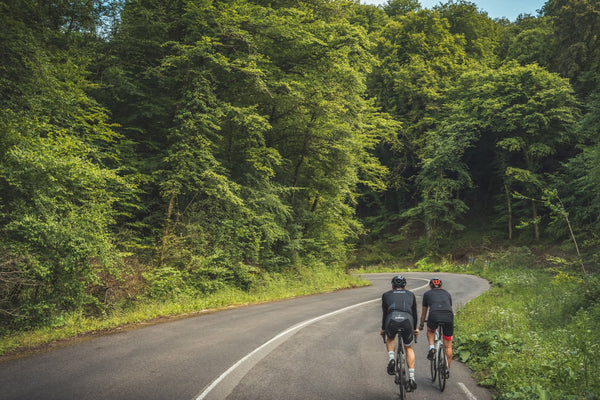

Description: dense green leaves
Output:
[88,0,393,292]
[1,0,599,356]
[412,62,580,242]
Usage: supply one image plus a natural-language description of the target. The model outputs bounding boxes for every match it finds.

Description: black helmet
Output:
[391,275,407,288]
[429,277,442,288]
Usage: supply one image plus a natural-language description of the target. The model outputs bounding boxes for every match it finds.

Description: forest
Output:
[1,0,599,342]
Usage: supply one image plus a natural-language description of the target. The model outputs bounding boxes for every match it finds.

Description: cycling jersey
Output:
[422,288,454,340]
[422,288,452,313]
[382,288,418,345]
[381,289,417,330]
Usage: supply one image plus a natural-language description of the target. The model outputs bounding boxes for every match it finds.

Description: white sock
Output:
[388,351,395,361]
[409,368,415,379]
[429,345,434,350]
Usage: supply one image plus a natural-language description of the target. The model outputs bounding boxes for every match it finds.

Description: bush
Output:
[143,266,187,299]
[455,249,600,399]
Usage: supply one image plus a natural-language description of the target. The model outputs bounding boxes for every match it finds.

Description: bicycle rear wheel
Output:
[437,341,447,392]
[430,349,436,381]
[396,333,406,400]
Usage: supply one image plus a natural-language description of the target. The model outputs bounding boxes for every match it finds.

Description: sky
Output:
[361,0,548,21]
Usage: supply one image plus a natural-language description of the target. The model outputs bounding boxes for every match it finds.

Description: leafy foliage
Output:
[0,0,135,329]
[1,10,600,400]
[455,251,600,399]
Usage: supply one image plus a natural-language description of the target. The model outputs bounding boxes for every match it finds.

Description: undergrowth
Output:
[3,244,599,400]
[0,263,367,357]
[453,247,600,399]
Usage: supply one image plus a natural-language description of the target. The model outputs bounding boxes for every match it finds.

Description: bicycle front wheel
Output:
[430,348,436,381]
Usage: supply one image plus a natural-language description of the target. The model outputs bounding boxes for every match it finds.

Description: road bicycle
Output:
[384,328,416,399]
[427,320,448,391]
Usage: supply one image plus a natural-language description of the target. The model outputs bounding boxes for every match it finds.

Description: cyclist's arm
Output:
[419,305,428,329]
[411,294,418,329]
[381,295,387,330]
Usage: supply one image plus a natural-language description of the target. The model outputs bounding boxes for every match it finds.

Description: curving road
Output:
[0,272,492,400]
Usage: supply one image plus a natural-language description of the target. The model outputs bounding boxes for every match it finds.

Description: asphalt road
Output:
[0,272,492,400]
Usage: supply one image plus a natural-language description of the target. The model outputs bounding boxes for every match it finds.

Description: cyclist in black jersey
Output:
[418,277,454,378]
[381,275,419,391]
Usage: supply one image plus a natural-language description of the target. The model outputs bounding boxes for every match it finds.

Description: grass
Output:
[452,250,600,399]
[356,246,600,399]
[0,264,369,358]
[3,246,599,400]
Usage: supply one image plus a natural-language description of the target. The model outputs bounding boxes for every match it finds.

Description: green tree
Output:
[0,0,135,328]
[383,0,421,17]
[245,1,391,263]
[502,15,554,68]
[543,0,600,97]
[366,8,469,241]
[434,0,500,64]
[417,62,580,242]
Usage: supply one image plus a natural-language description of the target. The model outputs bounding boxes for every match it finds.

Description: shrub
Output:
[455,249,600,399]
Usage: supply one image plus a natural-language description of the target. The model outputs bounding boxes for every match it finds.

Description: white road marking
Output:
[458,382,479,400]
[194,278,430,400]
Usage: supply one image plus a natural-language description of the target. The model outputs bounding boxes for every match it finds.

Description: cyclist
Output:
[381,275,419,391]
[418,277,453,379]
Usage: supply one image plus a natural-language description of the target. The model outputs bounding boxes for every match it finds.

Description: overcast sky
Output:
[360,0,548,21]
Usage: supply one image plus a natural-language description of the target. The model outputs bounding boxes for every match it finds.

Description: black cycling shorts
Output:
[427,311,454,340]
[385,316,414,346]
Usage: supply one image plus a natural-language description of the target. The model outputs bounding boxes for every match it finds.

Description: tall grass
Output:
[454,248,600,399]
[4,246,599,400]
[0,264,368,357]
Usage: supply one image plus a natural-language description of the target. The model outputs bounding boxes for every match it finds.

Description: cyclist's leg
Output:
[443,337,452,370]
[385,333,396,353]
[385,335,396,374]
[400,322,417,391]
[426,321,436,347]
[426,321,436,360]
[442,317,454,370]
[405,345,415,369]
[399,324,415,369]
[384,320,398,375]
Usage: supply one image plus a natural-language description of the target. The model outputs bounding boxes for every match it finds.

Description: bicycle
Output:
[426,320,448,391]
[384,328,417,399]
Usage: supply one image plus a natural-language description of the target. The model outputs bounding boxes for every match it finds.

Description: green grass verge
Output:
[355,247,600,399]
[452,250,600,399]
[3,247,599,400]
[0,265,369,357]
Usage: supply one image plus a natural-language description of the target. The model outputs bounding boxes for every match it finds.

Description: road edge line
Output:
[194,298,378,400]
[194,279,430,400]
[458,382,479,400]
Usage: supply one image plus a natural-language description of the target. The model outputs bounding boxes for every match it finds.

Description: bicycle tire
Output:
[430,330,437,382]
[430,352,436,381]
[396,332,406,400]
[437,340,447,392]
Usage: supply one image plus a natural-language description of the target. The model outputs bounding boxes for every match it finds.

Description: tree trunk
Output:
[159,191,176,266]
[504,183,512,240]
[532,199,540,240]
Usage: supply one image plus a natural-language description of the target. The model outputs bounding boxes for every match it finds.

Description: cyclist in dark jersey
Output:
[418,277,454,378]
[381,275,419,391]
